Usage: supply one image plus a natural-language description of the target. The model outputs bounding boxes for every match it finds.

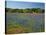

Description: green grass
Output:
[6,13,44,34]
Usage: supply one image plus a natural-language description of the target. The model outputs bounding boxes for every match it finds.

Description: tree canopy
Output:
[5,8,45,13]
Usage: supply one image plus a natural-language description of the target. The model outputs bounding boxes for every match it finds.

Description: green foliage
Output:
[5,8,45,13]
[6,13,44,34]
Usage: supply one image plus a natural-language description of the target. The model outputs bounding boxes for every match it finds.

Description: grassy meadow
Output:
[6,8,45,34]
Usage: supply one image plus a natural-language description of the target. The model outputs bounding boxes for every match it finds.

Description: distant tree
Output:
[5,8,45,13]
[5,8,11,12]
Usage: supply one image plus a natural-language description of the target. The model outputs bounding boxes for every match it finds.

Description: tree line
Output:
[5,8,44,13]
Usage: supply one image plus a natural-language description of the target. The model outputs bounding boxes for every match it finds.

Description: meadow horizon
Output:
[5,1,45,34]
